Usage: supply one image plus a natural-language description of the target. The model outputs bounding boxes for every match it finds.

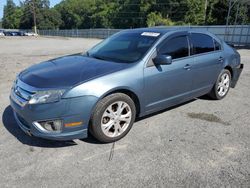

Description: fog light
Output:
[33,120,62,133]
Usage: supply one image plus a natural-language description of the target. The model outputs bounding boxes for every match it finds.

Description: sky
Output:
[0,0,62,19]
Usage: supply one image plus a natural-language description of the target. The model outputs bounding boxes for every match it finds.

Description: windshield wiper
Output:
[85,52,105,60]
[82,51,90,57]
[91,55,107,61]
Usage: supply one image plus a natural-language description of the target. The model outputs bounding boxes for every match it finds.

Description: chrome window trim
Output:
[188,49,223,58]
[145,31,224,68]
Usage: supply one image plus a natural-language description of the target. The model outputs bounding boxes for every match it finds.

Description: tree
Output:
[55,0,117,29]
[2,0,23,29]
[146,12,174,27]
[151,0,188,23]
[184,0,206,25]
[38,8,62,29]
[90,0,116,28]
[203,0,218,25]
[111,0,155,29]
[55,0,89,29]
[2,0,250,30]
[20,0,62,30]
[206,0,249,25]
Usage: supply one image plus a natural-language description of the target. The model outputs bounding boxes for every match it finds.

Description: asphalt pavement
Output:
[0,37,249,187]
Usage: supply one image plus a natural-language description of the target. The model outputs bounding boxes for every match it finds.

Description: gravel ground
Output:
[0,36,249,188]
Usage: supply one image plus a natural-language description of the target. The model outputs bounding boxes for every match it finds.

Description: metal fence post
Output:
[238,25,243,45]
[246,26,250,45]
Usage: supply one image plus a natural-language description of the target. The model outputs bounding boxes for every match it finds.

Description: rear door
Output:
[189,32,223,91]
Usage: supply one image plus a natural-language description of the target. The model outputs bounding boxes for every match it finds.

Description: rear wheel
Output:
[90,93,136,143]
[209,69,231,100]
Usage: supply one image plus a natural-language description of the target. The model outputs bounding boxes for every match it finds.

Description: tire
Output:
[209,69,231,100]
[90,93,136,143]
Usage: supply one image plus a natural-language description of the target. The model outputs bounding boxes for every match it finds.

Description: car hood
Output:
[19,54,131,88]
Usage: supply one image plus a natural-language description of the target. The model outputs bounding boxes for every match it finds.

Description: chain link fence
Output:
[21,25,250,46]
[38,28,121,39]
[184,25,250,46]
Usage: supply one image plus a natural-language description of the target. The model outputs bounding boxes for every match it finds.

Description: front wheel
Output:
[90,93,136,143]
[209,69,231,100]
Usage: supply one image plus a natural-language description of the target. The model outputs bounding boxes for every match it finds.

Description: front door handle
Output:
[183,64,191,70]
[218,57,224,62]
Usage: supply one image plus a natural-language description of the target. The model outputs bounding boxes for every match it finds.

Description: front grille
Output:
[14,86,34,101]
[12,79,36,106]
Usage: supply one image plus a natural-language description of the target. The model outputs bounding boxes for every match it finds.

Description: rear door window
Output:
[190,33,214,55]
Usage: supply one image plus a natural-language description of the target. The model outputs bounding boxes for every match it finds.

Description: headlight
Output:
[29,90,65,104]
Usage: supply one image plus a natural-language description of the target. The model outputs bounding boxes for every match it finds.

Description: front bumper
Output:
[10,94,98,141]
[231,63,244,88]
[13,111,88,140]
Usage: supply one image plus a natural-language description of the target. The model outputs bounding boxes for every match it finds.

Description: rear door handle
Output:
[183,64,191,70]
[218,57,224,62]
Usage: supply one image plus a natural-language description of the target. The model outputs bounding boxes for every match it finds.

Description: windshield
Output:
[87,31,161,63]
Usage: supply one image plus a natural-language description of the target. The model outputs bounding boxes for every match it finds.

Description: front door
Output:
[143,34,194,114]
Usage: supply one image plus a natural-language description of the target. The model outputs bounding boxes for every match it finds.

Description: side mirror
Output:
[153,55,172,65]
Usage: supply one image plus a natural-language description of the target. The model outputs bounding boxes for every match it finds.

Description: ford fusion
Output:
[10,28,243,142]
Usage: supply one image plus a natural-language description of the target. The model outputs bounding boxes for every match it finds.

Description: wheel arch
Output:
[101,88,141,117]
[224,65,233,79]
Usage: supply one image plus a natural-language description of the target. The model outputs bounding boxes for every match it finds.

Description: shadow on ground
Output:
[2,97,206,147]
[2,105,107,146]
[2,105,77,148]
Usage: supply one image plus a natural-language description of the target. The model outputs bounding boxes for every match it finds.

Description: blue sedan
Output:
[10,28,243,142]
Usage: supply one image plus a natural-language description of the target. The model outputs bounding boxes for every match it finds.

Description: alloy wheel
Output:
[101,101,132,137]
[217,73,230,97]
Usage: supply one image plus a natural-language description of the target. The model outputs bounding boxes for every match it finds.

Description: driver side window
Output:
[159,36,189,60]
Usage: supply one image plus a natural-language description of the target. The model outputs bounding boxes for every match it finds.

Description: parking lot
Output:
[0,36,249,187]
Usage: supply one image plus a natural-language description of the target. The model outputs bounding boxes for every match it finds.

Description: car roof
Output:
[123,27,172,34]
[121,27,220,41]
[123,27,214,36]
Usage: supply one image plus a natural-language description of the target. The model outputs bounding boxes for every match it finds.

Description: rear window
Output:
[190,33,214,55]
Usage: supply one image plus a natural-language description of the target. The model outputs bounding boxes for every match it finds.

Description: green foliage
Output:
[2,0,23,29]
[205,0,250,25]
[19,0,62,29]
[184,0,206,25]
[147,12,174,27]
[55,0,88,29]
[204,0,219,24]
[111,0,152,29]
[2,0,250,29]
[37,8,62,29]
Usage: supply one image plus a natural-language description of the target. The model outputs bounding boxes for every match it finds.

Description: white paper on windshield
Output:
[141,32,160,37]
